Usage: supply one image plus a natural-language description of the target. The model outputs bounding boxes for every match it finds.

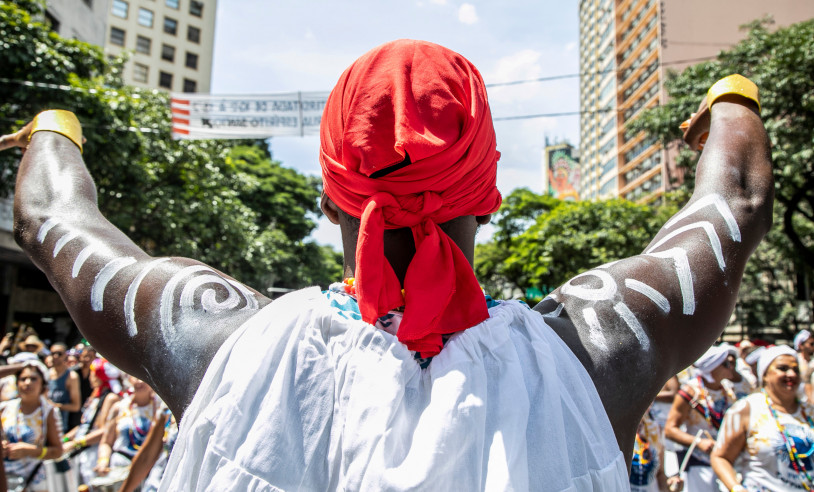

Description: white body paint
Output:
[37,217,60,243]
[613,302,650,351]
[664,194,741,243]
[72,244,100,278]
[160,265,259,337]
[646,248,695,315]
[561,270,617,301]
[543,303,564,318]
[124,258,172,337]
[53,231,79,257]
[645,221,726,271]
[91,257,137,311]
[625,279,670,314]
[582,307,609,352]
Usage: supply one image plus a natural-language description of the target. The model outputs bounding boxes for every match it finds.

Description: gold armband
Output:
[707,74,760,112]
[38,446,47,460]
[29,110,83,153]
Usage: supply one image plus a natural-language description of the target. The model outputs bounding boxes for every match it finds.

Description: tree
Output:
[475,188,677,303]
[0,1,342,291]
[631,18,814,336]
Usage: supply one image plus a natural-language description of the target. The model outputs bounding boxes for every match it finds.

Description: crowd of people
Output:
[0,327,176,491]
[633,332,814,491]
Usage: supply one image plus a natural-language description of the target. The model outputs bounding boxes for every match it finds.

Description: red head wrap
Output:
[90,358,122,398]
[320,39,502,357]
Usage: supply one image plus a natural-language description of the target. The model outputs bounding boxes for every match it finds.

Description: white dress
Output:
[729,392,814,491]
[160,287,629,491]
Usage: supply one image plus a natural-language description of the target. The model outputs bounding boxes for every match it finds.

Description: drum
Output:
[88,466,131,492]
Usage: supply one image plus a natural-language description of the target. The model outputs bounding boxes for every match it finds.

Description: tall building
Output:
[578,0,814,203]
[44,0,111,46]
[104,0,217,93]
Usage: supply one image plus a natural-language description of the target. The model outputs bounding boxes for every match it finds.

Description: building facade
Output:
[578,0,814,203]
[104,0,217,93]
[43,0,111,46]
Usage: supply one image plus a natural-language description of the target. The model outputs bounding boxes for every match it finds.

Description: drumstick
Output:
[671,429,705,491]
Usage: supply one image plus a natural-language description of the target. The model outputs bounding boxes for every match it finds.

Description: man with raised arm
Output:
[0,40,772,490]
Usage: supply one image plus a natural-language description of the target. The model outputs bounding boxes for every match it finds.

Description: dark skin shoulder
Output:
[533,95,772,462]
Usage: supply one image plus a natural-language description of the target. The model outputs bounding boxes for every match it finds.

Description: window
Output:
[138,8,154,27]
[166,0,179,8]
[185,52,198,69]
[136,35,151,54]
[159,71,173,89]
[133,63,149,83]
[109,27,125,46]
[161,44,175,62]
[187,25,200,43]
[112,0,128,18]
[164,17,178,35]
[183,78,197,93]
[189,1,203,17]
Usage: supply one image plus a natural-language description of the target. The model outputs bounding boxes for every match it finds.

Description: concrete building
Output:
[43,0,111,46]
[578,0,814,203]
[104,0,217,93]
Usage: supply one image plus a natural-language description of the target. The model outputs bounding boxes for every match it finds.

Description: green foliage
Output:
[0,1,342,291]
[475,188,677,303]
[632,17,814,333]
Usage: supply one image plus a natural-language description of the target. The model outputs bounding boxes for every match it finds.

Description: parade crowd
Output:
[0,327,175,492]
[633,331,814,492]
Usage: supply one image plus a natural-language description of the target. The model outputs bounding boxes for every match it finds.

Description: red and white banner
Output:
[171,92,329,139]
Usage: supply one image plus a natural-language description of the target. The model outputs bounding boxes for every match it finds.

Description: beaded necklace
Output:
[763,389,814,490]
[125,395,157,451]
[695,376,727,430]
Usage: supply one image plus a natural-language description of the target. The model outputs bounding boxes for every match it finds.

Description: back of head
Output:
[320,39,502,357]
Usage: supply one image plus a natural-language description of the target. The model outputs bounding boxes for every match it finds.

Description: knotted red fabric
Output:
[320,40,502,357]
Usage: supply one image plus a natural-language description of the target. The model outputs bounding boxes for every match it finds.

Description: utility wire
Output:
[484,55,717,88]
[0,52,715,128]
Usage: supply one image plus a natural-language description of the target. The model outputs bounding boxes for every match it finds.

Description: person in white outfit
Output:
[0,39,774,490]
[712,345,814,491]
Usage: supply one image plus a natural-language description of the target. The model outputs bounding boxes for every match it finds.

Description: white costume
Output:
[160,287,628,491]
[724,393,814,491]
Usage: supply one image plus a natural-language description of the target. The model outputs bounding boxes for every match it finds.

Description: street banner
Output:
[170,92,329,139]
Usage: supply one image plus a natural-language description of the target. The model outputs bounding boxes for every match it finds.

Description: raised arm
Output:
[4,112,272,417]
[534,76,773,453]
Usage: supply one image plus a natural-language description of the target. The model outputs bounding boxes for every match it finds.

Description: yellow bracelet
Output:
[28,109,84,153]
[707,74,760,112]
[38,446,47,460]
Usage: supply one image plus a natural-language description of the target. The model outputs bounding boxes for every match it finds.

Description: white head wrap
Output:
[693,345,731,383]
[757,345,798,386]
[16,359,49,383]
[744,346,766,366]
[794,330,812,351]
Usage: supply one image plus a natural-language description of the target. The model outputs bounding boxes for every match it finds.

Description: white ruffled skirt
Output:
[160,287,629,491]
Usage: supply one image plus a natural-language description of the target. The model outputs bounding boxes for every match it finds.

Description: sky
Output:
[210,0,580,248]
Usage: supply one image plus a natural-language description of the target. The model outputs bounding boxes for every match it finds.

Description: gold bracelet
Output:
[28,109,84,153]
[37,446,47,460]
[707,74,760,112]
